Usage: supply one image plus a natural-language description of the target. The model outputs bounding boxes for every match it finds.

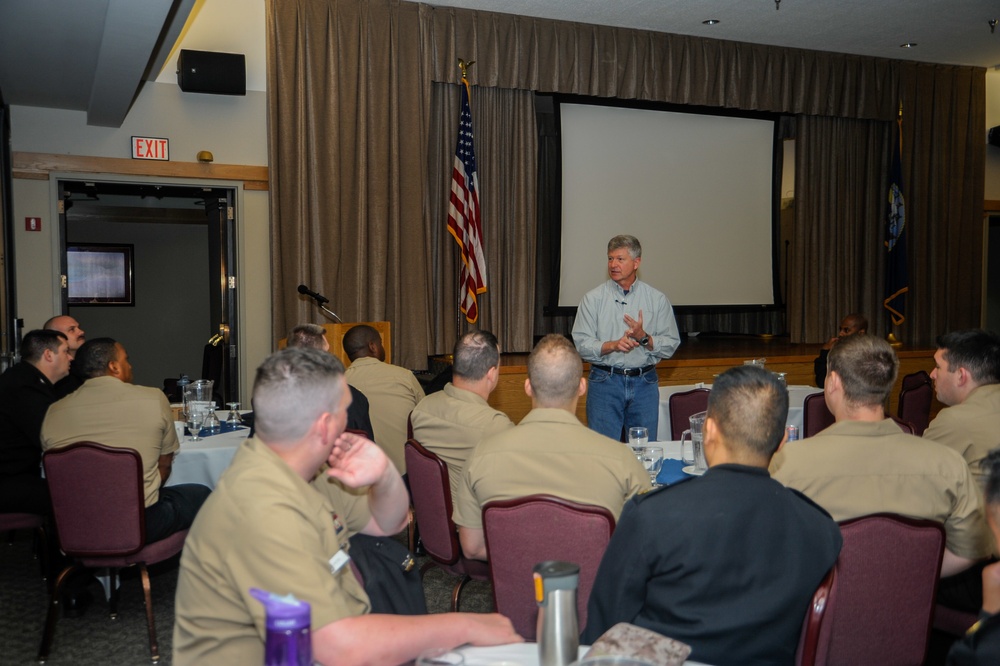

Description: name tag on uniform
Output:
[329,549,351,574]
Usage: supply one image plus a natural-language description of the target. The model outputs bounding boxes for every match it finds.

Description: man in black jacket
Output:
[0,329,71,514]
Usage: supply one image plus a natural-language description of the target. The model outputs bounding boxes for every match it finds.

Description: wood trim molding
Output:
[985,200,1000,213]
[12,151,268,191]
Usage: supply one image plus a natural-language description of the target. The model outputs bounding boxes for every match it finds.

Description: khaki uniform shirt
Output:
[310,470,372,539]
[772,419,992,559]
[345,357,424,473]
[409,382,514,503]
[453,408,652,529]
[173,438,369,664]
[923,384,1000,489]
[40,376,179,507]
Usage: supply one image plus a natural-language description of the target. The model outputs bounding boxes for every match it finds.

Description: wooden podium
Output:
[278,321,391,368]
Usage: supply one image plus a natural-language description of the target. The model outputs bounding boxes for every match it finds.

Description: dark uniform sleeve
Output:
[813,349,829,389]
[582,497,652,643]
[347,386,375,441]
[947,613,1000,666]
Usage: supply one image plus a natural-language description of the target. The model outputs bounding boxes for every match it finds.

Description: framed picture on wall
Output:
[66,243,135,306]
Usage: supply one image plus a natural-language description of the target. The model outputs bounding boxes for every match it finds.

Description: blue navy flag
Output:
[884,118,908,326]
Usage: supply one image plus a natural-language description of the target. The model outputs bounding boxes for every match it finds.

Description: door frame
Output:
[50,172,243,403]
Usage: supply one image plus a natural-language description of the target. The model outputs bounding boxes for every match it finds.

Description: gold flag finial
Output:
[458,58,475,80]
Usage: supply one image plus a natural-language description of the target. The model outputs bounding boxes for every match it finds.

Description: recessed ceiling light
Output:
[702,19,720,25]
[900,42,918,49]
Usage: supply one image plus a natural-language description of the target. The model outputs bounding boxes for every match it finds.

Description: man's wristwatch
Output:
[639,335,650,347]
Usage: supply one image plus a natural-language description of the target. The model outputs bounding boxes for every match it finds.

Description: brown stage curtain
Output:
[898,64,985,346]
[266,0,433,367]
[789,116,892,344]
[426,83,538,356]
[421,4,900,121]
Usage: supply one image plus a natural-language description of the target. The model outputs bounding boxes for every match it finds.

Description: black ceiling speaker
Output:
[177,50,246,96]
[989,125,1000,147]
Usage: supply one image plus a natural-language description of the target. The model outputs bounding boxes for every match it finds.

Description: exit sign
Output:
[131,136,169,161]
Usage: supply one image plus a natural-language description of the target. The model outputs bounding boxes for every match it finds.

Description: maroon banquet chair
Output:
[796,567,836,666]
[932,603,979,638]
[482,494,616,641]
[802,392,835,438]
[669,388,710,440]
[0,511,48,582]
[404,439,488,611]
[39,442,189,663]
[888,416,915,435]
[801,514,944,666]
[898,370,933,435]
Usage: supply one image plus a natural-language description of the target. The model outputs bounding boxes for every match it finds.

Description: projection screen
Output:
[558,102,777,309]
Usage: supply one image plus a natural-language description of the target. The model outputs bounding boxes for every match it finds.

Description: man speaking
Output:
[572,235,680,440]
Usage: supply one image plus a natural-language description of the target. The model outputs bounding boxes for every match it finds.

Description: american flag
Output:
[447,77,487,324]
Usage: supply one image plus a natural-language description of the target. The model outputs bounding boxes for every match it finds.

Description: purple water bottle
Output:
[250,588,312,666]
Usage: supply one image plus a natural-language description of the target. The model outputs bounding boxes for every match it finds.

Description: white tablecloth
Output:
[658,384,821,438]
[457,642,710,665]
[167,426,249,489]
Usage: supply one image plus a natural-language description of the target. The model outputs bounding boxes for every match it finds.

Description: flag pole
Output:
[447,57,487,334]
[885,100,907,347]
[456,57,474,337]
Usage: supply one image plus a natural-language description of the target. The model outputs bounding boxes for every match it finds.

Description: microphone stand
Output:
[318,302,344,324]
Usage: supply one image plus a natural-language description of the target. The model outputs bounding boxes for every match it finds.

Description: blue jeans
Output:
[586,367,660,441]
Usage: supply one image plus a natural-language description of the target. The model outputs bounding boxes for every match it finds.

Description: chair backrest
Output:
[898,371,933,435]
[482,494,616,641]
[888,416,915,435]
[803,392,835,438]
[901,369,931,392]
[796,568,836,666]
[0,512,45,531]
[404,439,461,566]
[669,388,710,440]
[811,514,944,666]
[42,441,146,557]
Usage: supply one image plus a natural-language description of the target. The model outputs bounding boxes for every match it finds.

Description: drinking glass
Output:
[641,446,664,485]
[186,408,206,442]
[628,426,649,454]
[416,648,465,665]
[225,402,243,426]
[203,404,221,433]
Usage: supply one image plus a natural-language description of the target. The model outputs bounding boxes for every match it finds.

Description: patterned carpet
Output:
[0,530,494,665]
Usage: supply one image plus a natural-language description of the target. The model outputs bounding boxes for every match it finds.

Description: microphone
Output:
[297,284,329,304]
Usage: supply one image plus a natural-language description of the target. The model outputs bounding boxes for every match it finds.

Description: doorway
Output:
[987,214,1000,332]
[57,179,239,403]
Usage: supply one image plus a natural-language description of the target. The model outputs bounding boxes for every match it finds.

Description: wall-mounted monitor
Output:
[67,243,134,306]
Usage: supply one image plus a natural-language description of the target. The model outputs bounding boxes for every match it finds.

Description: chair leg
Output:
[109,569,120,620]
[407,507,417,553]
[37,563,81,662]
[140,563,161,663]
[451,575,471,612]
[35,526,49,586]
